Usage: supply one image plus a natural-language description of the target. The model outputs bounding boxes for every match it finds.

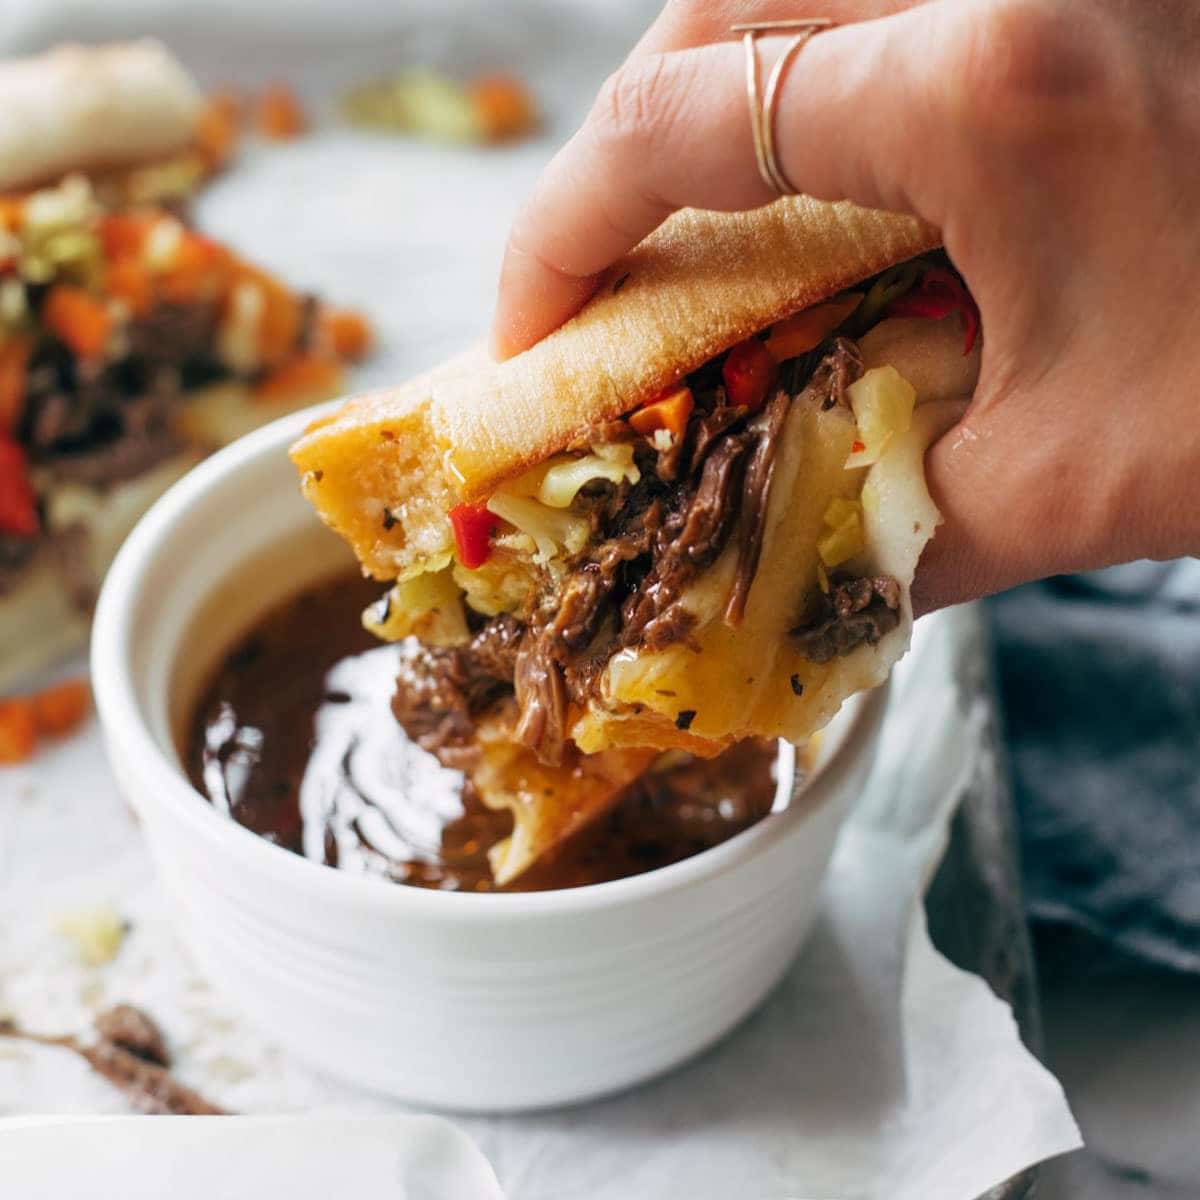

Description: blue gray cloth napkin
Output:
[988,560,1200,974]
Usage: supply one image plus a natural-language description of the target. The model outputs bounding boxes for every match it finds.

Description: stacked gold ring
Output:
[733,18,833,196]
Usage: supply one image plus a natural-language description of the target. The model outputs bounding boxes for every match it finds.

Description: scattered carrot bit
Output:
[317,308,373,361]
[0,336,31,435]
[195,90,242,169]
[469,73,537,142]
[765,293,862,364]
[43,284,112,359]
[852,439,866,453]
[255,84,307,140]
[33,678,91,737]
[0,698,37,764]
[629,385,694,438]
[254,352,343,402]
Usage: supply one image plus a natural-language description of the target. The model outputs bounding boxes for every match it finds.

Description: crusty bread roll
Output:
[0,41,201,193]
[292,198,938,581]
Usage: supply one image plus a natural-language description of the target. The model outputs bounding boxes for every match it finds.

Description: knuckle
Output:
[951,0,1111,140]
[591,54,685,156]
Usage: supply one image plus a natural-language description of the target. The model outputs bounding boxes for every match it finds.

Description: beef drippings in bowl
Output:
[185,572,784,892]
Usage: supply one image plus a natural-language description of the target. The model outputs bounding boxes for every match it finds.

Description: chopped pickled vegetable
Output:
[536,443,639,507]
[853,261,924,332]
[765,293,861,363]
[43,284,112,358]
[105,257,153,317]
[886,266,980,354]
[449,502,498,569]
[817,496,865,567]
[722,338,775,411]
[364,567,469,647]
[0,436,38,536]
[629,386,694,437]
[844,365,916,468]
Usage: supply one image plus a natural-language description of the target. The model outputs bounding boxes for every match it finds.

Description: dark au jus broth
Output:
[186,572,786,892]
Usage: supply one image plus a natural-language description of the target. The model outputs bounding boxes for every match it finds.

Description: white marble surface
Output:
[1034,928,1200,1200]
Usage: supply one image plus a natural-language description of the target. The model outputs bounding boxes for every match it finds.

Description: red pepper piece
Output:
[885,267,980,355]
[0,436,38,536]
[448,502,497,569]
[722,338,775,412]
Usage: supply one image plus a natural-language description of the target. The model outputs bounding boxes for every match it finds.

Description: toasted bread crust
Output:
[291,198,938,580]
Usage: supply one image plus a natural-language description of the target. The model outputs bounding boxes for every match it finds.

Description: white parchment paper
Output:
[0,1,1080,1194]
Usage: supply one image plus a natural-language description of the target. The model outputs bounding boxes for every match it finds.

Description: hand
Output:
[491,0,1200,611]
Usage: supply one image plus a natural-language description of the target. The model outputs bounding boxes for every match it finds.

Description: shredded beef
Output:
[396,334,875,766]
[44,392,181,485]
[804,337,864,410]
[790,575,902,663]
[94,1004,170,1067]
[125,301,218,366]
[726,388,792,625]
[512,637,569,765]
[391,616,524,763]
[20,301,214,486]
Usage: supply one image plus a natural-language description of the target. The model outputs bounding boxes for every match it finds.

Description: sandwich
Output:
[0,40,236,206]
[0,174,370,688]
[291,197,980,881]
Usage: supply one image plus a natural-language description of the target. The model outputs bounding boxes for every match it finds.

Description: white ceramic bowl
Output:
[92,408,889,1113]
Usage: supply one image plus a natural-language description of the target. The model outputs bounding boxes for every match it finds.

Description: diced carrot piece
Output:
[195,91,242,169]
[317,308,373,361]
[0,336,30,435]
[255,84,307,140]
[256,275,303,366]
[33,678,91,737]
[106,258,153,317]
[0,195,25,233]
[43,285,112,359]
[469,73,537,141]
[629,385,694,437]
[98,213,155,261]
[158,232,231,305]
[254,353,343,403]
[0,698,37,764]
[765,293,862,363]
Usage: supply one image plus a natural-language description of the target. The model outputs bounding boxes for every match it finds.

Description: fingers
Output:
[631,0,928,57]
[492,3,957,358]
[912,376,1150,615]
